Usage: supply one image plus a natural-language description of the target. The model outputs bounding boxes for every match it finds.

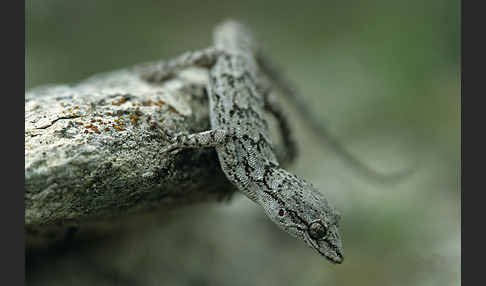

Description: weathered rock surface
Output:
[25,64,236,248]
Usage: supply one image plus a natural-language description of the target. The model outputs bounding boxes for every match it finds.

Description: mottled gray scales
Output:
[142,20,344,264]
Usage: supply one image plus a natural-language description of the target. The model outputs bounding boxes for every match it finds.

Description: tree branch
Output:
[25,63,238,248]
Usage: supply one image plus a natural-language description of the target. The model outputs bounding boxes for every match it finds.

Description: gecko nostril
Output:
[278,209,285,216]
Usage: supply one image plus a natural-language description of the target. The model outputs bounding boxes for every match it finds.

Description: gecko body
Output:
[143,21,344,263]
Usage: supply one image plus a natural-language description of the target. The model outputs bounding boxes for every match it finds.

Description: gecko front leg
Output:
[142,47,222,82]
[161,129,229,154]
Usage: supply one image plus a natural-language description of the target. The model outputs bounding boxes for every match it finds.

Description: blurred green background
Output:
[26,0,460,285]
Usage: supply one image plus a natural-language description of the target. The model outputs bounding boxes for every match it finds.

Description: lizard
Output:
[141,20,344,263]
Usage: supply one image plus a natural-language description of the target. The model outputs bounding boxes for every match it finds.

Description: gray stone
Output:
[25,64,236,248]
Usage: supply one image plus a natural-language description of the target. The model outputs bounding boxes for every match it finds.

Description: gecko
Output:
[142,20,344,263]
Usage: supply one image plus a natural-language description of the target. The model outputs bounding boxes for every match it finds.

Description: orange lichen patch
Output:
[132,103,137,107]
[91,120,96,123]
[74,106,80,110]
[112,124,124,131]
[168,105,180,114]
[142,100,153,106]
[84,130,89,134]
[76,122,84,125]
[106,112,112,116]
[90,125,101,133]
[112,124,126,132]
[129,106,145,126]
[104,127,110,132]
[83,123,102,134]
[112,97,127,106]
[154,99,165,107]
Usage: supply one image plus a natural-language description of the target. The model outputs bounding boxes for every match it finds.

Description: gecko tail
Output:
[311,124,418,184]
[257,52,417,184]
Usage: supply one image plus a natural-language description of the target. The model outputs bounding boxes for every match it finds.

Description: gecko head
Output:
[260,169,344,264]
[304,218,344,264]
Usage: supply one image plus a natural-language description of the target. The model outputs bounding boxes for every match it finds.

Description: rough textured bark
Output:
[25,63,238,248]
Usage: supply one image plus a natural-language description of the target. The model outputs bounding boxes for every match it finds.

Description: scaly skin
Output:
[143,20,344,263]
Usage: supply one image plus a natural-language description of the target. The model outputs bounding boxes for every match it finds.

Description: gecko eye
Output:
[278,209,285,216]
[308,222,327,239]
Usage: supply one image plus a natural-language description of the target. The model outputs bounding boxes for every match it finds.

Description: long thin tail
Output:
[257,52,416,184]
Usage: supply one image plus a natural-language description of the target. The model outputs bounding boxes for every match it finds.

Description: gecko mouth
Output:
[294,224,344,264]
[317,240,344,264]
